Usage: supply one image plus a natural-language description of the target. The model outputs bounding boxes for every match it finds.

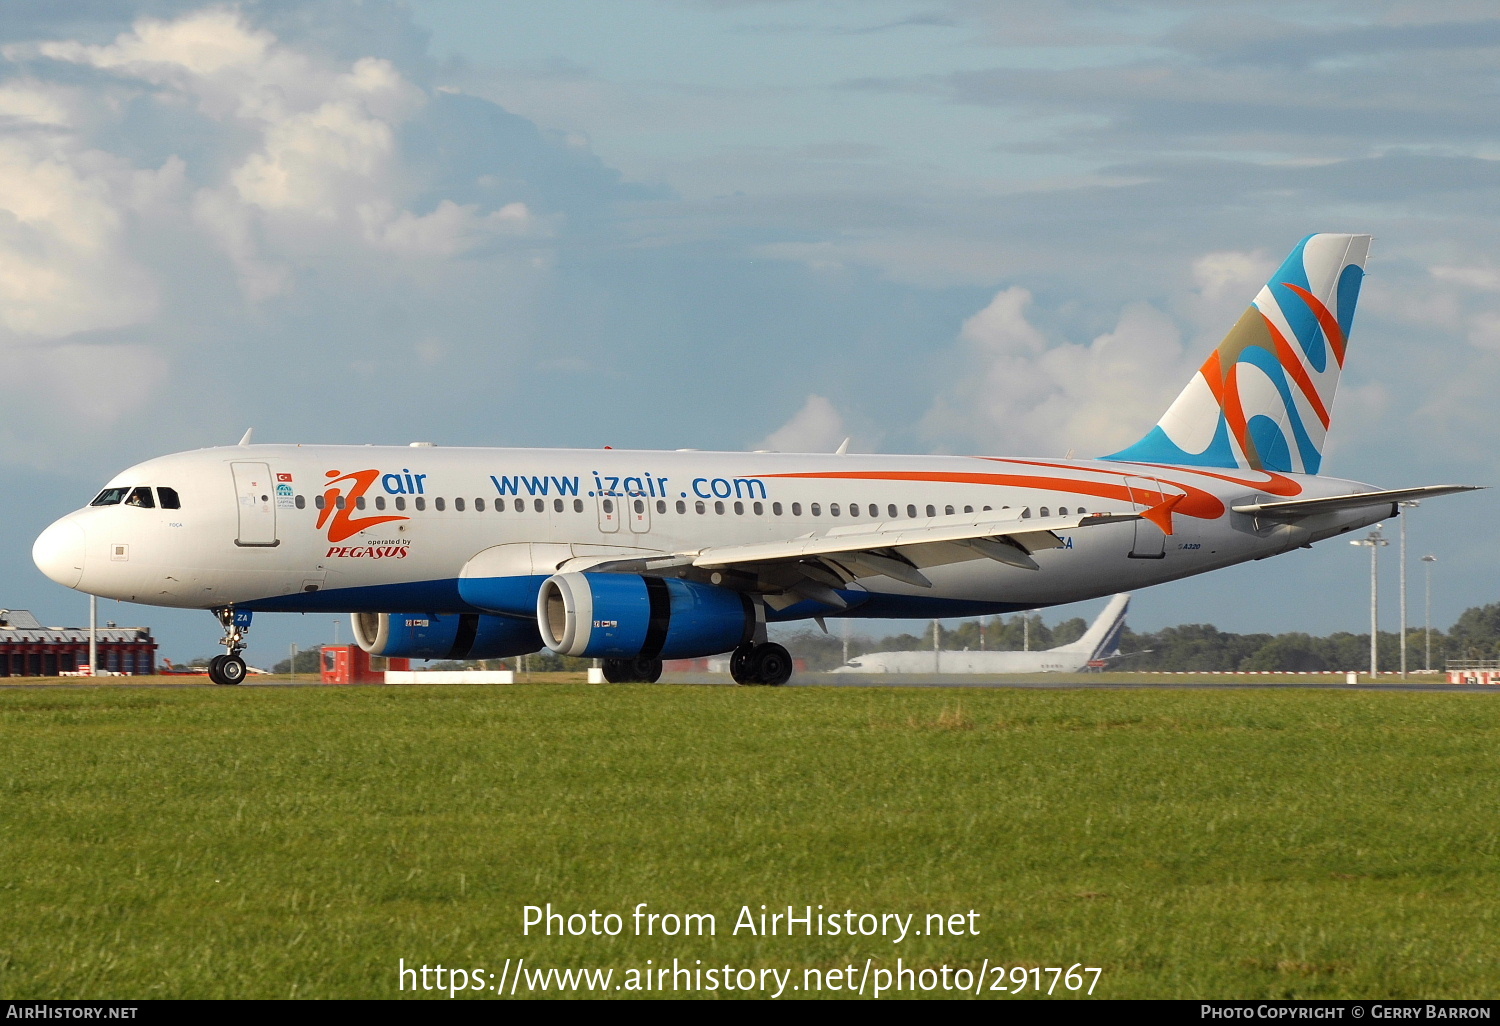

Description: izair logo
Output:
[316,469,409,543]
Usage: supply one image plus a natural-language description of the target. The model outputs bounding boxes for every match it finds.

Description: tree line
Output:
[774,602,1500,673]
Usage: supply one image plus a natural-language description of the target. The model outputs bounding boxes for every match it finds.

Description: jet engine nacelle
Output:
[537,572,755,660]
[352,611,541,661]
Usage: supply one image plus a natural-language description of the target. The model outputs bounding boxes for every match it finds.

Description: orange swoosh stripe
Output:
[1261,312,1331,428]
[764,465,1226,522]
[1281,281,1346,367]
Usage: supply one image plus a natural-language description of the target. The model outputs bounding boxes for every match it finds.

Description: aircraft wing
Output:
[569,508,1140,607]
[1231,484,1481,517]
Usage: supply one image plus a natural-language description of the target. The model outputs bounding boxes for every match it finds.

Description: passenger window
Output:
[91,487,128,506]
[733,501,744,515]
[925,505,936,517]
[657,500,667,514]
[714,501,725,515]
[295,495,305,510]
[830,503,840,517]
[1021,507,1031,518]
[126,487,155,508]
[375,496,386,511]
[1040,507,1049,517]
[1058,506,1068,516]
[515,498,524,512]
[356,496,367,510]
[634,499,645,514]
[773,502,783,516]
[846,504,857,518]
[753,501,764,515]
[534,499,544,513]
[435,497,446,512]
[456,498,466,512]
[810,503,821,516]
[556,498,565,513]
[336,496,347,510]
[696,500,706,514]
[157,487,181,510]
[792,503,803,516]
[677,500,687,514]
[415,497,426,511]
[476,498,486,512]
[395,497,406,511]
[964,505,973,514]
[945,505,955,516]
[888,504,898,519]
[574,499,584,512]
[906,504,917,518]
[602,498,614,514]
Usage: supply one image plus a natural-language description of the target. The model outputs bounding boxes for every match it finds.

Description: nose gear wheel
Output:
[209,607,250,686]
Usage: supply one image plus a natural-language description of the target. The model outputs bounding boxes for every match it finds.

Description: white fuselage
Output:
[33,443,1391,624]
[837,650,1101,674]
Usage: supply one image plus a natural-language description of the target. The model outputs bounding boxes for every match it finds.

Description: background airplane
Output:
[32,234,1477,686]
[834,593,1131,674]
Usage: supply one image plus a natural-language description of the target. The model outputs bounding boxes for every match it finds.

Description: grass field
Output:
[2,682,1497,999]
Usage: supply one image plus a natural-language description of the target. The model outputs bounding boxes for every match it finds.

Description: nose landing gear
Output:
[208,607,250,686]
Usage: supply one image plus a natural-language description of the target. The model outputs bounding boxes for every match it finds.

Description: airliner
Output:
[835,593,1131,675]
[33,234,1477,686]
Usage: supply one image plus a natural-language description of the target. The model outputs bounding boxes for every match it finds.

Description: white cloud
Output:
[923,287,1193,456]
[37,7,273,80]
[0,122,173,338]
[1429,264,1500,292]
[756,394,849,453]
[359,200,540,257]
[34,9,451,296]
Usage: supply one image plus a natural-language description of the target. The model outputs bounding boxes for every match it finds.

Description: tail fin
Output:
[1105,233,1370,475]
[1052,593,1130,661]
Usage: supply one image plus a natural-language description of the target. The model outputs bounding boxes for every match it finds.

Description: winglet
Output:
[835,438,850,455]
[1141,493,1184,535]
[238,428,254,447]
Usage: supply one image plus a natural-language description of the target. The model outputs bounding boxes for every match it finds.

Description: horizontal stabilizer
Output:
[1231,484,1481,517]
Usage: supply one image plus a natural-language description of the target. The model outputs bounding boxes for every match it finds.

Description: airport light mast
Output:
[1398,500,1419,681]
[1422,554,1438,673]
[1351,530,1388,679]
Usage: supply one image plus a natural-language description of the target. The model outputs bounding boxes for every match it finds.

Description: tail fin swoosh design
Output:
[1105,233,1371,475]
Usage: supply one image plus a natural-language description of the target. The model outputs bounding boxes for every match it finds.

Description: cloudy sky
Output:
[4,0,1497,662]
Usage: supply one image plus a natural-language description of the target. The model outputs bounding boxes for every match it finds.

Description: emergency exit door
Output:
[1124,476,1166,559]
[627,495,652,533]
[232,462,279,547]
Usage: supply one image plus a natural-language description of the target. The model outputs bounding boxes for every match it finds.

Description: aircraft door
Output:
[627,494,652,534]
[596,493,621,533]
[231,462,279,547]
[1123,476,1166,559]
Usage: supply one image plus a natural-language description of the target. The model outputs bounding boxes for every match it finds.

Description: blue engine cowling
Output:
[537,573,755,660]
[352,612,541,660]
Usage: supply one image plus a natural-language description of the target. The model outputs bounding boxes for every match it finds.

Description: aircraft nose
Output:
[33,519,85,589]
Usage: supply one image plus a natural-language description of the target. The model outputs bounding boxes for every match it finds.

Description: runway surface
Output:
[1,673,1494,693]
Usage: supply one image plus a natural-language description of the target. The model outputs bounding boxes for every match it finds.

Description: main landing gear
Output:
[730,642,793,687]
[601,657,663,684]
[208,607,249,686]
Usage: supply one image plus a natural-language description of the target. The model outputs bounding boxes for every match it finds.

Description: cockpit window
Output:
[125,487,155,508]
[157,487,181,510]
[91,487,129,506]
